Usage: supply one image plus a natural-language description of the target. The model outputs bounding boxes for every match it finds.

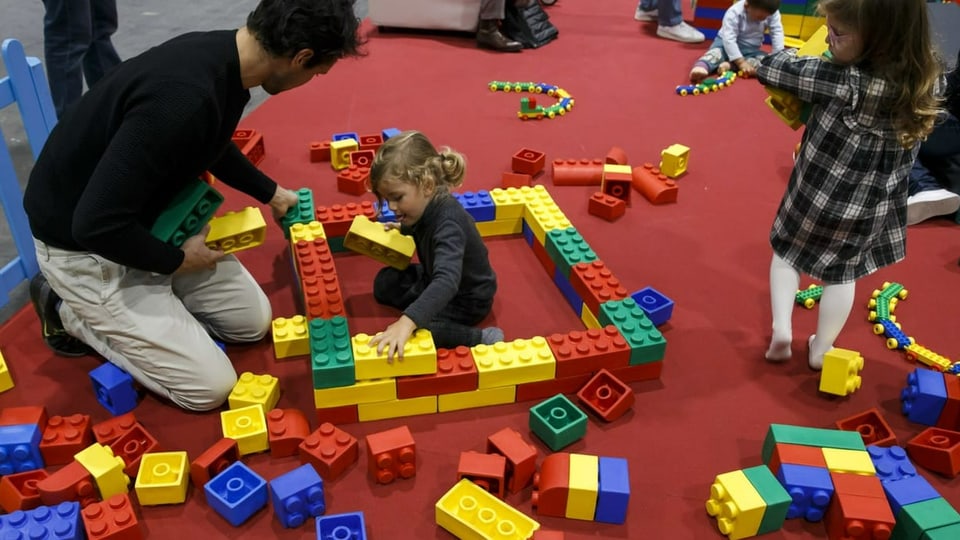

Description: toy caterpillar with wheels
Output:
[488,81,575,120]
[675,70,738,96]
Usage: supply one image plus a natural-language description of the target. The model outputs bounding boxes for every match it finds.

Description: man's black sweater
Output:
[24,30,276,275]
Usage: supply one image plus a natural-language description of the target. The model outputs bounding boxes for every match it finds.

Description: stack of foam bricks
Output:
[270,177,675,424]
[706,423,960,539]
[308,127,402,196]
[694,0,823,47]
[551,144,690,222]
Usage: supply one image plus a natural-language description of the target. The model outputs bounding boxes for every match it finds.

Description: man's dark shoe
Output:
[477,19,523,52]
[29,273,94,357]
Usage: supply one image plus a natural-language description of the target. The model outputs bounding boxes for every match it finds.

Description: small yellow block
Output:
[472,338,556,389]
[580,304,600,330]
[819,347,864,396]
[272,315,310,359]
[821,448,876,476]
[567,453,599,521]
[436,478,540,540]
[343,215,415,270]
[74,443,130,499]
[289,220,327,244]
[705,469,765,540]
[314,378,397,408]
[358,395,437,421]
[205,207,266,254]
[228,372,280,413]
[221,404,269,455]
[659,144,690,178]
[330,138,358,170]
[135,451,189,505]
[523,200,570,246]
[476,217,522,238]
[352,329,437,380]
[602,164,632,176]
[0,350,13,393]
[437,386,516,413]
[489,188,527,220]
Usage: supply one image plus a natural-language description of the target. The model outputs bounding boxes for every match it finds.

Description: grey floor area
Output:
[0,0,368,324]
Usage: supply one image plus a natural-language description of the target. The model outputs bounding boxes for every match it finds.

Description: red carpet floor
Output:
[2,1,960,538]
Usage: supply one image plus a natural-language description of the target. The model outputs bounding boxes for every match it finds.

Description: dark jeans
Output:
[909,112,960,196]
[373,265,492,349]
[42,0,121,117]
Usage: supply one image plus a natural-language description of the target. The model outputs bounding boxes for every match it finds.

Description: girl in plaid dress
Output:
[756,0,942,369]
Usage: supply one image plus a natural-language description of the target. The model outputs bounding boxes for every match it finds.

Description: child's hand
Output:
[368,315,417,363]
[383,222,401,232]
[740,63,757,78]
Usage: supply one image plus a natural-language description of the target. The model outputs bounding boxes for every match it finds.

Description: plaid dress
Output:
[758,50,918,283]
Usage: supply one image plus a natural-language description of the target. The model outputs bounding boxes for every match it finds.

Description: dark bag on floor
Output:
[503,1,558,49]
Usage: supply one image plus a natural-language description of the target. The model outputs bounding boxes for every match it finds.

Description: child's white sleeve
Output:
[718,7,744,61]
[768,12,785,52]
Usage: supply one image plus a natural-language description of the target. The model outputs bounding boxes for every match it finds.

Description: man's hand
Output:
[177,225,225,273]
[368,315,417,363]
[269,186,300,222]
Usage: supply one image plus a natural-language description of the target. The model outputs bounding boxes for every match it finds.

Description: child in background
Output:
[689,0,784,83]
[757,0,941,369]
[368,131,503,360]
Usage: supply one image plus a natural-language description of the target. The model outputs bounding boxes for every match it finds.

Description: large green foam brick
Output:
[742,465,792,535]
[597,298,666,364]
[151,178,223,247]
[544,227,597,279]
[529,393,588,451]
[761,424,866,464]
[891,497,960,540]
[309,316,355,389]
[281,188,315,238]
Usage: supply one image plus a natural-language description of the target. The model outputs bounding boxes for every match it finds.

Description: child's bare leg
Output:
[689,60,710,84]
[766,254,800,362]
[808,281,855,370]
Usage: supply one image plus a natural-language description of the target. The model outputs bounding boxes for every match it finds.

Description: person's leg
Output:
[655,0,705,43]
[635,0,659,21]
[808,281,856,370]
[691,46,725,83]
[373,265,424,311]
[906,124,960,225]
[37,242,243,411]
[41,0,93,117]
[82,0,121,86]
[428,297,501,348]
[477,0,522,52]
[765,253,800,362]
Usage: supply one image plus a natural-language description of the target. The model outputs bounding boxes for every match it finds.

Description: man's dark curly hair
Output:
[247,0,365,67]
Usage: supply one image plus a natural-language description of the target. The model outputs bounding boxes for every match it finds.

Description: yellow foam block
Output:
[358,395,437,421]
[438,386,516,413]
[343,215,415,270]
[436,478,540,540]
[74,443,130,499]
[220,404,269,455]
[566,453,599,521]
[352,329,437,380]
[134,451,189,505]
[705,469,765,540]
[822,448,876,476]
[314,378,397,408]
[205,206,266,254]
[472,338,556,389]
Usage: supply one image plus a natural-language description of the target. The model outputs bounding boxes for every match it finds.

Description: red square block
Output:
[532,452,569,518]
[486,427,537,494]
[547,326,631,378]
[835,407,898,447]
[907,427,960,477]
[0,469,48,512]
[358,134,384,152]
[232,128,264,166]
[108,423,159,477]
[349,149,375,169]
[501,171,532,189]
[366,425,416,484]
[336,165,371,196]
[0,406,48,430]
[309,140,332,162]
[299,422,359,481]
[569,260,629,315]
[396,346,479,399]
[576,368,634,422]
[512,148,546,176]
[81,493,143,540]
[457,451,507,498]
[189,438,240,489]
[40,414,94,466]
[37,460,98,507]
[601,171,632,207]
[824,490,895,540]
[267,408,312,459]
[315,201,377,238]
[91,413,138,446]
[587,192,626,222]
[767,442,828,474]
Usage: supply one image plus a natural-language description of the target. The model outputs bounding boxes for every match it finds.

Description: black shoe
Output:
[477,20,523,52]
[29,273,94,357]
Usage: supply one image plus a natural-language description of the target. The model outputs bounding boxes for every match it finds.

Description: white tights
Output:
[765,254,856,369]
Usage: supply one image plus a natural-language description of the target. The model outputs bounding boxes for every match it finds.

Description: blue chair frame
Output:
[0,38,57,308]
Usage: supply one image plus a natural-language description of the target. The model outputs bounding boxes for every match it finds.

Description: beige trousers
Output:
[34,239,271,411]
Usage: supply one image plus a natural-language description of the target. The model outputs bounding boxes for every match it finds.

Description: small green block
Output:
[892,498,960,540]
[151,178,223,247]
[281,188,315,238]
[544,227,597,279]
[742,465,792,535]
[761,424,866,464]
[310,317,355,389]
[598,298,666,364]
[529,394,587,451]
[921,522,960,540]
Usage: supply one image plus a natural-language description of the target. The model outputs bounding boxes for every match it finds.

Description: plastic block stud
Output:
[819,348,864,396]
[705,469,766,540]
[89,362,139,416]
[269,463,325,528]
[204,461,269,527]
[365,425,416,484]
[40,414,93,466]
[81,493,143,540]
[529,394,588,451]
[228,372,280,414]
[0,423,44,475]
[0,501,83,540]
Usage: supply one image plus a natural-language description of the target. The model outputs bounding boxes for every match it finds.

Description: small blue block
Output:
[205,461,269,526]
[595,456,630,524]
[882,473,941,518]
[89,362,139,415]
[0,424,44,474]
[453,190,495,222]
[521,221,534,246]
[381,127,401,140]
[901,368,947,426]
[331,131,359,143]
[373,200,396,223]
[316,511,367,539]
[269,464,325,528]
[552,266,583,316]
[867,445,917,483]
[0,502,82,539]
[630,286,674,327]
[775,464,834,522]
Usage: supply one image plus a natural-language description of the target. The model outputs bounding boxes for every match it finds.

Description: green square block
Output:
[310,316,355,389]
[761,424,866,464]
[281,187,315,238]
[151,178,223,247]
[742,465,792,535]
[779,3,808,16]
[529,393,588,451]
[892,498,960,540]
[544,227,596,279]
[597,298,666,364]
[922,522,960,540]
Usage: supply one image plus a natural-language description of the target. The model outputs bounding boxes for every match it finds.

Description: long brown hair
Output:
[819,0,942,148]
